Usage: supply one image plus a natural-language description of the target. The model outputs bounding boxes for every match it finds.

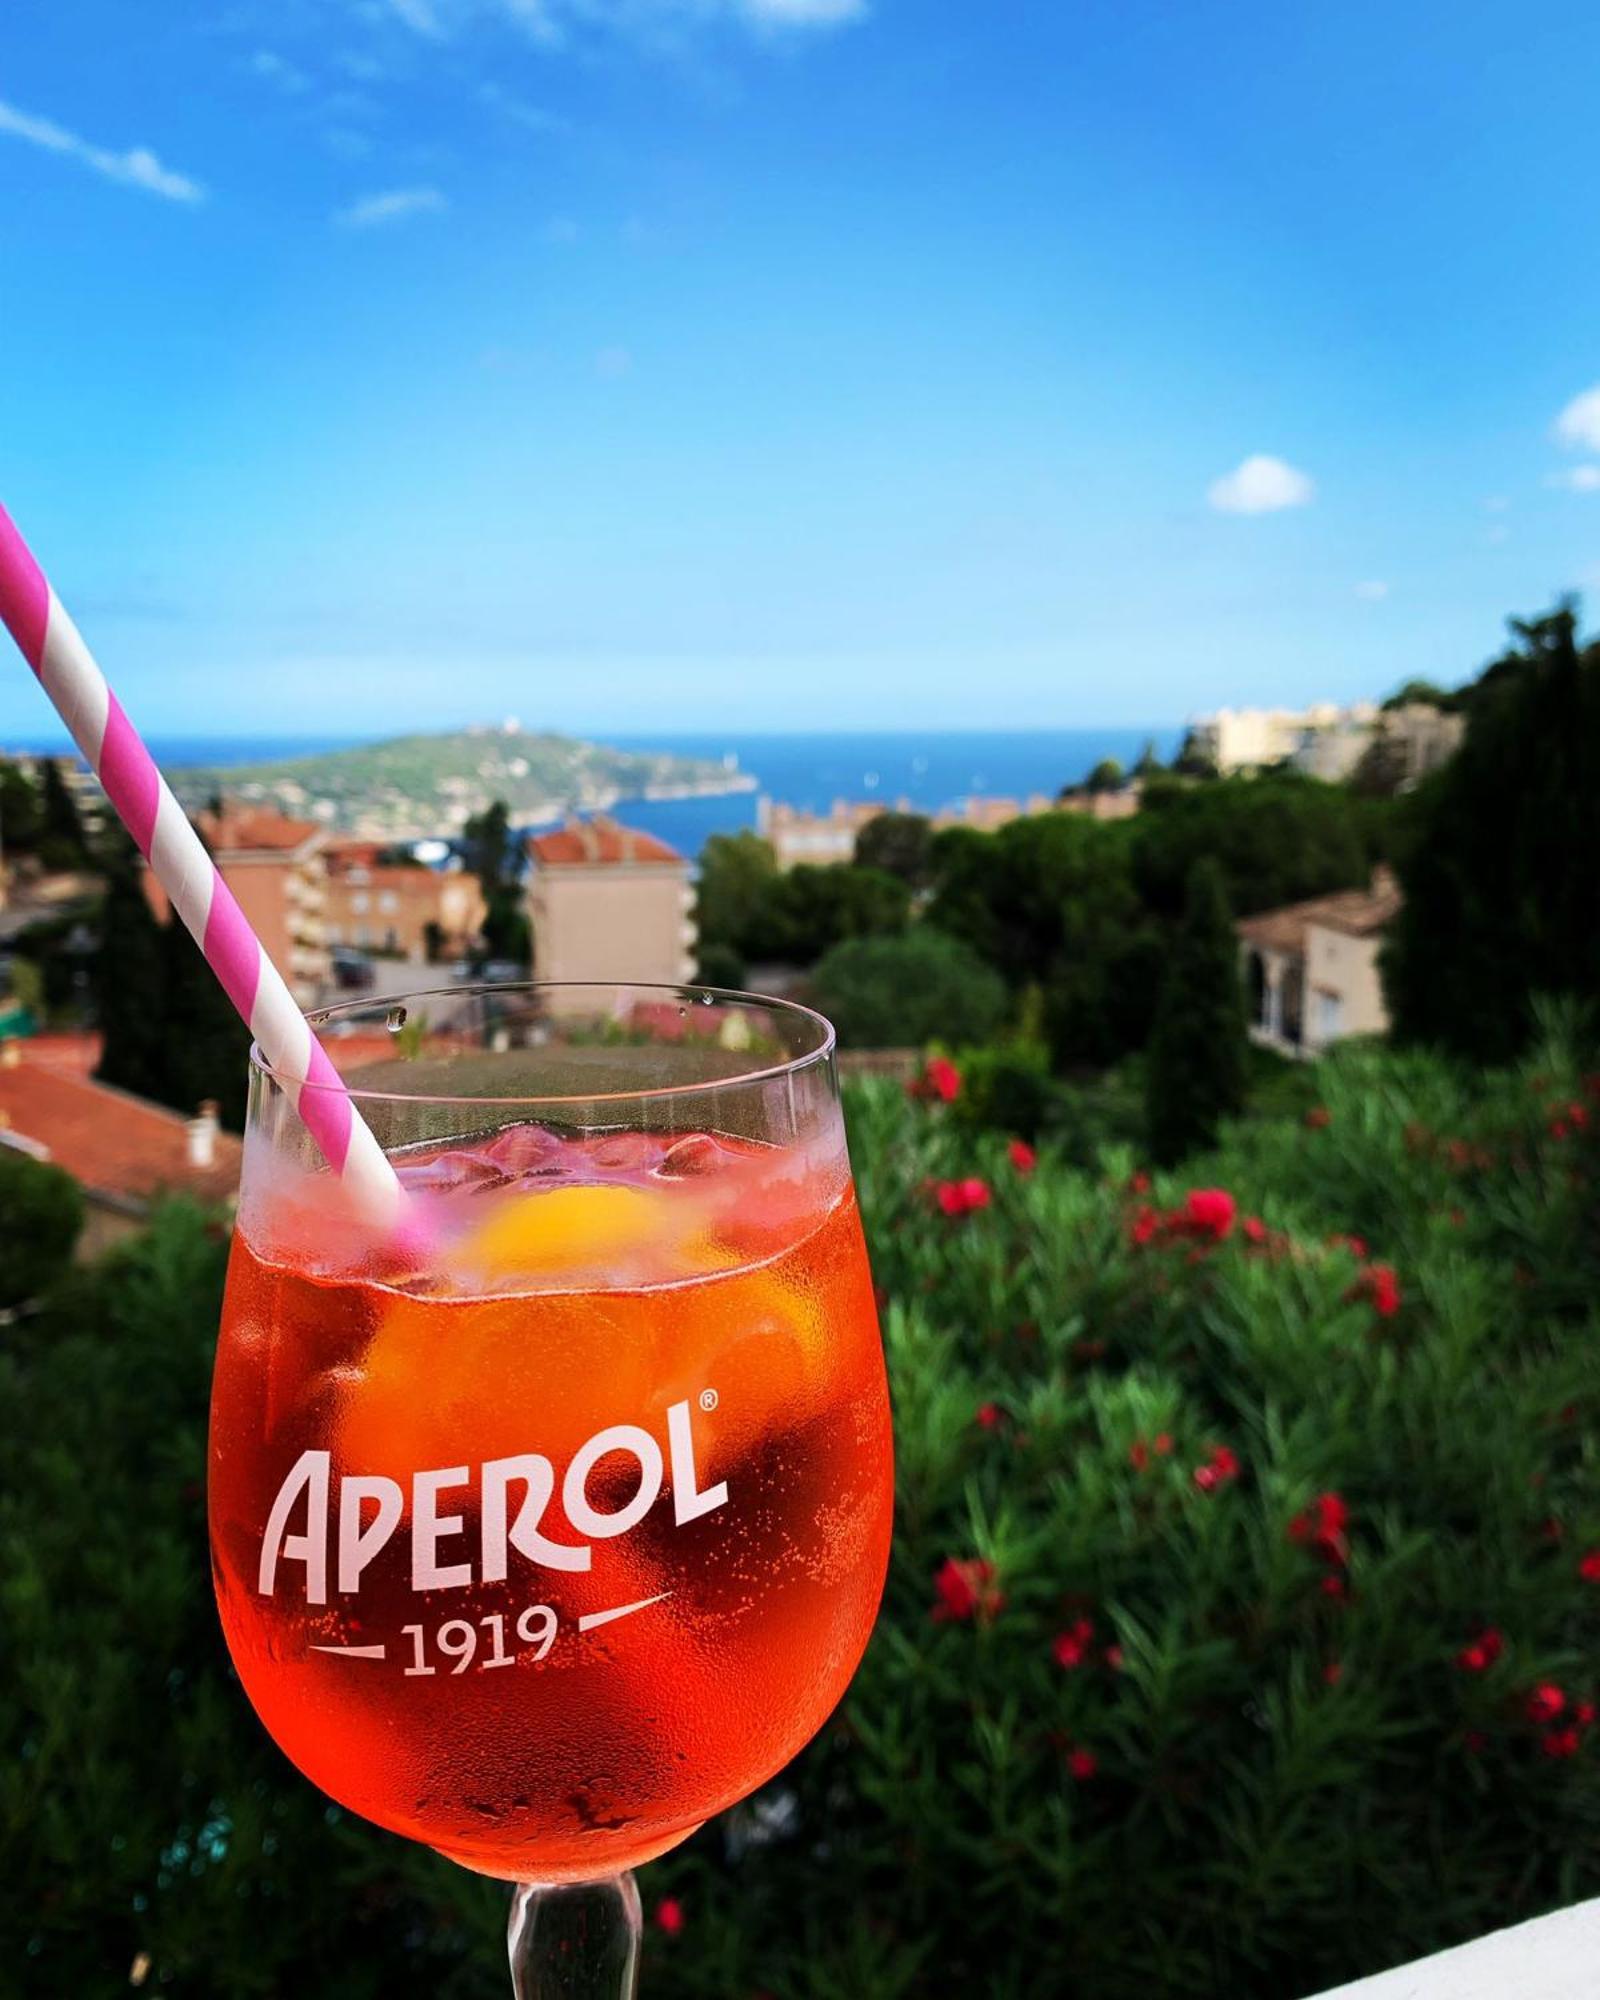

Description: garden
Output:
[6,1014,1600,1996]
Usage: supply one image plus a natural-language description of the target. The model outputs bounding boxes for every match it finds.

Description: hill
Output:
[165,725,752,840]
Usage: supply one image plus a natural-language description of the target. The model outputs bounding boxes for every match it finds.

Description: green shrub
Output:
[813,929,1007,1049]
[7,1036,1600,1995]
[0,1149,84,1307]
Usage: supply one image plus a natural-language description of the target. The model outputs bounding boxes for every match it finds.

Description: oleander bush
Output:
[4,1021,1600,1996]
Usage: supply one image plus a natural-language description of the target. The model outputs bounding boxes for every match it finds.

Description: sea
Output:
[25,727,1182,862]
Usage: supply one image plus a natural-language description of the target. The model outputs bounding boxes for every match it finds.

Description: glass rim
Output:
[249,980,838,1109]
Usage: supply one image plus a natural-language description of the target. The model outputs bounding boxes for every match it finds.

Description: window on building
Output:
[351,892,370,914]
[377,890,399,914]
[1315,988,1343,1043]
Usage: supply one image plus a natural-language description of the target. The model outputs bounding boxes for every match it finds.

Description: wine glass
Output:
[208,983,893,1995]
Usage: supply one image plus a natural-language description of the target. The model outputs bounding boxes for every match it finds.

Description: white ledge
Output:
[1309,1897,1600,1998]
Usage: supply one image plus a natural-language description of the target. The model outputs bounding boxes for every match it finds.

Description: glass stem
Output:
[508,1873,642,2000]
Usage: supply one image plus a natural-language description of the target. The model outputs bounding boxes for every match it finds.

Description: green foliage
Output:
[37,758,88,870]
[1382,677,1463,713]
[12,1035,1600,1996]
[693,940,748,991]
[1386,606,1600,1064]
[0,760,44,854]
[1082,756,1125,794]
[0,1150,83,1307]
[161,908,251,1131]
[1145,858,1249,1165]
[1132,772,1379,920]
[853,812,935,890]
[811,929,1008,1049]
[693,831,781,961]
[96,839,172,1104]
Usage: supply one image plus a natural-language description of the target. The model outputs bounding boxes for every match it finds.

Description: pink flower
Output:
[1456,1626,1505,1673]
[1184,1188,1236,1240]
[1008,1138,1037,1173]
[1242,1216,1268,1245]
[655,1898,685,1937]
[1066,1746,1098,1781]
[933,1177,991,1218]
[1527,1684,1566,1725]
[1578,1551,1600,1583]
[1543,1727,1581,1759]
[1194,1444,1240,1493]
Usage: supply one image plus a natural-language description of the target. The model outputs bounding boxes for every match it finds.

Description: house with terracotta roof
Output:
[144,802,331,1006]
[323,842,486,963]
[1237,870,1402,1057]
[524,816,696,1012]
[0,1041,241,1254]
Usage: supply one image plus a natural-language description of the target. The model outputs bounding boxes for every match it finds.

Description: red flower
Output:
[1323,1661,1343,1686]
[1065,1746,1098,1781]
[1305,1106,1332,1130]
[1578,1701,1598,1728]
[1551,1119,1572,1142]
[655,1898,685,1937]
[975,1402,1002,1432]
[1184,1188,1236,1240]
[1348,1263,1401,1318]
[1242,1216,1268,1245]
[1128,1171,1151,1195]
[1570,1103,1591,1131]
[1543,1727,1581,1760]
[1289,1492,1350,1566]
[1194,1444,1240,1492]
[1104,1645,1125,1671]
[1129,1439,1150,1472]
[1457,1626,1505,1672]
[1527,1684,1566,1724]
[1129,1205,1158,1246]
[1153,1432,1173,1456]
[1007,1138,1037,1173]
[1578,1551,1600,1583]
[1329,1233,1370,1260]
[919,1056,961,1104]
[932,1557,1003,1624]
[1321,1575,1348,1600]
[1052,1618,1095,1670]
[934,1177,991,1218]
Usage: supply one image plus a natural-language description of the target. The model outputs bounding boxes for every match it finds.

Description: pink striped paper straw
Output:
[0,500,406,1228]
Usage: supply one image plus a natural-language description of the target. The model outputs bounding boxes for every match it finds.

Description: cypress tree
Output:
[94,835,170,1104]
[161,894,250,1130]
[1144,855,1249,1164]
[38,757,88,867]
[1385,605,1600,1062]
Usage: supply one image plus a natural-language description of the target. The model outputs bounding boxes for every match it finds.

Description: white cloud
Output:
[0,98,204,203]
[595,344,633,378]
[1354,580,1389,601]
[1206,454,1315,516]
[1547,465,1600,493]
[250,49,310,92]
[740,0,866,21]
[336,186,448,226]
[384,0,862,40]
[480,83,570,134]
[1554,385,1600,454]
[388,0,445,33]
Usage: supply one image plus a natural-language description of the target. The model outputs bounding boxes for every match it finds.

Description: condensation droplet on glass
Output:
[386,1005,407,1034]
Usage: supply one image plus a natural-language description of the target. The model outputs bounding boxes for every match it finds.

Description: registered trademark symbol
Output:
[699,1388,719,1412]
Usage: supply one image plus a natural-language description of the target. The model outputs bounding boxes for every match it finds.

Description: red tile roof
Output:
[195,803,325,857]
[1237,870,1403,959]
[526,816,685,868]
[0,1051,242,1209]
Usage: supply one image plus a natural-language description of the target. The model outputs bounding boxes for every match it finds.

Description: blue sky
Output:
[4,0,1600,741]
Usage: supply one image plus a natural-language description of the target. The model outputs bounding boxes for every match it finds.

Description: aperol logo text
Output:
[257,1400,728,1605]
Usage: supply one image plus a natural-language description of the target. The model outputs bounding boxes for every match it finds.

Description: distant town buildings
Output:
[143,803,331,1007]
[757,789,1136,869]
[1237,869,1403,1057]
[524,816,696,1010]
[1189,701,1464,787]
[0,1037,240,1253]
[323,841,485,963]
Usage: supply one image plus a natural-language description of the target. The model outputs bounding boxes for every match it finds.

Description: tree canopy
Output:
[853,811,935,890]
[1144,856,1249,1164]
[810,927,1007,1048]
